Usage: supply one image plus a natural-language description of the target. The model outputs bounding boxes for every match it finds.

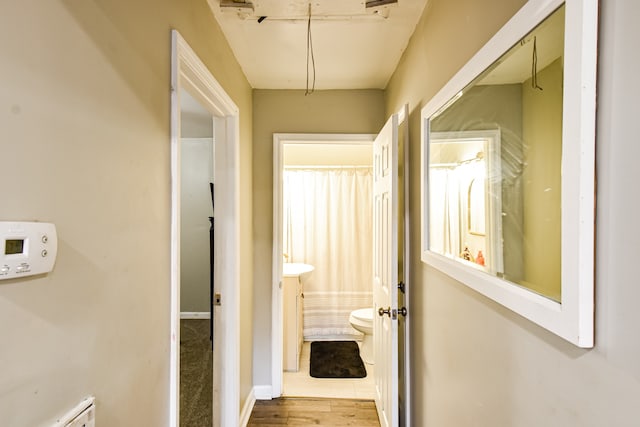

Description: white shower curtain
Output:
[283,168,373,340]
[429,162,484,258]
[429,168,461,257]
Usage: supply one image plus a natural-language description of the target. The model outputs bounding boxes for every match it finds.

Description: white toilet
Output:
[349,308,374,364]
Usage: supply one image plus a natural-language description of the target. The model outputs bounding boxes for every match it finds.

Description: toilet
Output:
[349,308,374,364]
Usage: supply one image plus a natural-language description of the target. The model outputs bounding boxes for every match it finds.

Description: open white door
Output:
[373,109,401,427]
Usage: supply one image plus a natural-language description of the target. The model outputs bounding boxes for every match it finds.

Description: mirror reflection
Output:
[468,177,486,236]
[427,5,564,302]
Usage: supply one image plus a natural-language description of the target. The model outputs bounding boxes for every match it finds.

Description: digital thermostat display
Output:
[0,222,57,280]
[5,239,24,255]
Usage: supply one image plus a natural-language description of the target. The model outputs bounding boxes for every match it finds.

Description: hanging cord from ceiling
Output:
[305,3,316,95]
[531,36,543,91]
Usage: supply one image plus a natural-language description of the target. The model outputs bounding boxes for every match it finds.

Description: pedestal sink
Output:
[283,263,314,281]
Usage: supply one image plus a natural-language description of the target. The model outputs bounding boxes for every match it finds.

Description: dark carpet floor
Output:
[180,319,212,427]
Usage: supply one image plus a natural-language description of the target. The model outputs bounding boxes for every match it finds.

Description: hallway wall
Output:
[385,0,640,425]
[252,89,385,387]
[0,0,253,425]
[180,137,214,313]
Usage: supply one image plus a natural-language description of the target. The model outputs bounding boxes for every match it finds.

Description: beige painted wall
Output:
[252,89,385,385]
[0,0,253,425]
[284,143,373,166]
[386,0,640,425]
[180,138,214,313]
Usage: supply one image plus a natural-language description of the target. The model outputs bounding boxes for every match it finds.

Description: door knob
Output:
[378,307,391,317]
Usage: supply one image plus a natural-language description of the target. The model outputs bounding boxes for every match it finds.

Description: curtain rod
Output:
[430,152,484,169]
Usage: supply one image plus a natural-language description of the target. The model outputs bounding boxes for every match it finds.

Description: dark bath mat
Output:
[310,340,367,378]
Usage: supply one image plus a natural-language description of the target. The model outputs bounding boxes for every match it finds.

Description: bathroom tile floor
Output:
[283,341,376,399]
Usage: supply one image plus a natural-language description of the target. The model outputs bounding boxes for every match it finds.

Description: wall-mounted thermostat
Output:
[0,221,58,280]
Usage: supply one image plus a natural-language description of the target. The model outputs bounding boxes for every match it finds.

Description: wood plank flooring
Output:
[247,397,380,426]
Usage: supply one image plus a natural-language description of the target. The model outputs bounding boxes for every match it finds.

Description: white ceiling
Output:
[208,0,429,89]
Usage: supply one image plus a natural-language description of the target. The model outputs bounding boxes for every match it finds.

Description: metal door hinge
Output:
[398,281,406,293]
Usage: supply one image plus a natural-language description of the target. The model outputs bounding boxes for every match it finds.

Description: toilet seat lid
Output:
[351,308,373,322]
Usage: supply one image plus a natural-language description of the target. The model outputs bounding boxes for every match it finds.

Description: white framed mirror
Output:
[420,0,597,347]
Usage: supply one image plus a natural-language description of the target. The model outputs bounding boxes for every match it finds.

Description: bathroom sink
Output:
[283,263,314,280]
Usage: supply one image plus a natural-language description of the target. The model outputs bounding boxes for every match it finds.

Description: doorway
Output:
[178,88,216,426]
[170,30,241,427]
[272,133,376,398]
[269,106,410,427]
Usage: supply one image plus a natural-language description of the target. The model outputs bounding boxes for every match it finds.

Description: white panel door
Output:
[373,112,399,427]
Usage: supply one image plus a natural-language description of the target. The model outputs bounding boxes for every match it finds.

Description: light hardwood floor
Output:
[247,397,381,426]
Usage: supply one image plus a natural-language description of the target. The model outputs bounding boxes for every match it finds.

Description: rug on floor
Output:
[309,340,367,378]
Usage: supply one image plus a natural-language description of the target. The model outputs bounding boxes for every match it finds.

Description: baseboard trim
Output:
[254,385,274,400]
[239,387,256,427]
[180,312,210,319]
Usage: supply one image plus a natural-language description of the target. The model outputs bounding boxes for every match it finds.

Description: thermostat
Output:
[0,222,57,280]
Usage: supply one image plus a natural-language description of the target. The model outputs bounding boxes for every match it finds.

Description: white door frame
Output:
[397,104,411,427]
[271,133,376,397]
[170,30,240,427]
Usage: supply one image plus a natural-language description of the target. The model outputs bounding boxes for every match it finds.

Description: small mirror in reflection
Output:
[468,176,486,236]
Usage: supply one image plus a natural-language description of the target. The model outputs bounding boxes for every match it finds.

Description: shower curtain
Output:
[283,167,373,340]
[429,162,484,258]
[429,168,461,257]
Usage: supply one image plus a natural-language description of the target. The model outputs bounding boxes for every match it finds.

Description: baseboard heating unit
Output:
[53,396,95,427]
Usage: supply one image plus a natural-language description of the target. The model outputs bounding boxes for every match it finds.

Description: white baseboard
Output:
[180,312,210,319]
[253,385,274,400]
[239,387,256,427]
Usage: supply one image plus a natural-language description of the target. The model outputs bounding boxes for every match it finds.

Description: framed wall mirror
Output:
[420,0,597,347]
